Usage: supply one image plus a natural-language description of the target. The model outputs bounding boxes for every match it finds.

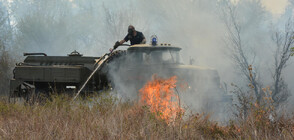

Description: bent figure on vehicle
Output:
[113,25,146,50]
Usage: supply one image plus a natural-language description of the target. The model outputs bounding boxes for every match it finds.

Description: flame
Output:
[139,74,184,123]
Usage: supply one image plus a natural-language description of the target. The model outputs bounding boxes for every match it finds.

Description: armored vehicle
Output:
[100,43,228,102]
[10,41,230,105]
[10,51,101,99]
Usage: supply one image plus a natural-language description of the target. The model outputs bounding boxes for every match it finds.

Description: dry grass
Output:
[0,93,293,140]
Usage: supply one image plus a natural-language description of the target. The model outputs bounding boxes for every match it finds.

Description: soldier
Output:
[113,25,146,50]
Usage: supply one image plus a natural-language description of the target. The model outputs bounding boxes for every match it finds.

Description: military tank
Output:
[100,43,229,102]
[10,50,101,99]
[10,39,231,105]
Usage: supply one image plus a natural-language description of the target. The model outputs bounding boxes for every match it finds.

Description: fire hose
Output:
[72,43,130,101]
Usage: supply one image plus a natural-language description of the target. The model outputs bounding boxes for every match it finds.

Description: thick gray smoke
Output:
[1,0,294,118]
[104,49,231,121]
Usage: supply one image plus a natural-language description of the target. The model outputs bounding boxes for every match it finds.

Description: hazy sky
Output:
[261,0,288,15]
[6,0,289,16]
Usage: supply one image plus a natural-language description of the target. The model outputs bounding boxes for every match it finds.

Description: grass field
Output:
[0,92,293,140]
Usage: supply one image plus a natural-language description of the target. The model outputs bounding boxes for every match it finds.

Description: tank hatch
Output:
[68,50,83,57]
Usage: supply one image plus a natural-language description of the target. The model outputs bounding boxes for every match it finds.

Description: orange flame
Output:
[139,74,184,123]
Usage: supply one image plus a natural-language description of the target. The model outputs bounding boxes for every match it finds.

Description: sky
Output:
[6,0,290,16]
[261,0,289,15]
[231,0,289,15]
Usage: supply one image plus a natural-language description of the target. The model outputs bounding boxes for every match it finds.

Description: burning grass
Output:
[0,93,293,140]
[139,75,183,123]
[0,73,293,139]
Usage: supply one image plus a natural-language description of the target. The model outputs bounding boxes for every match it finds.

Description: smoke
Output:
[1,0,294,118]
[105,49,231,121]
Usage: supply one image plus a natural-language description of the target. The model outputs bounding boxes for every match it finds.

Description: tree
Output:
[102,5,148,44]
[221,1,262,103]
[0,1,13,95]
[10,0,76,55]
[221,0,293,109]
[0,41,13,95]
[271,19,294,106]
